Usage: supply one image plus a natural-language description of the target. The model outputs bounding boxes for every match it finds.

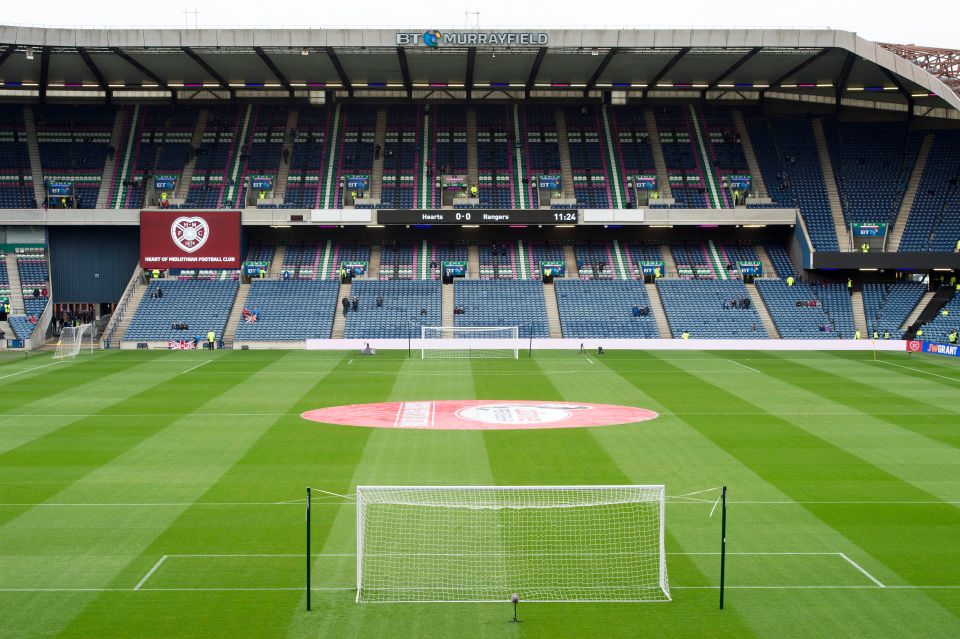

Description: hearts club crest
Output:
[170,217,210,253]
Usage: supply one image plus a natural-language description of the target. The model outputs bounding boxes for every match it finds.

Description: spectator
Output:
[33,288,40,300]
[41,286,48,298]
[157,288,163,299]
[421,307,427,316]
[376,295,384,308]
[342,297,350,316]
[207,331,216,350]
[786,276,795,287]
[351,297,359,311]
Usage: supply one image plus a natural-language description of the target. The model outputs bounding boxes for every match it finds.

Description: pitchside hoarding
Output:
[140,210,241,269]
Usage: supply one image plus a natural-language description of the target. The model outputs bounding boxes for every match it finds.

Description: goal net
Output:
[53,323,95,359]
[355,485,669,603]
[420,326,520,359]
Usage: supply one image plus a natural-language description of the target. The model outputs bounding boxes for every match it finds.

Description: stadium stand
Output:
[555,279,658,338]
[479,242,519,279]
[123,279,238,343]
[898,130,960,252]
[183,105,242,209]
[764,243,796,279]
[624,242,664,279]
[656,279,767,338]
[476,105,517,209]
[523,106,562,208]
[699,106,749,208]
[862,281,926,337]
[122,106,200,208]
[655,105,709,208]
[381,106,421,209]
[36,105,116,208]
[0,105,35,209]
[670,243,718,279]
[234,280,338,341]
[565,106,612,209]
[284,107,329,209]
[574,242,617,280]
[343,280,440,339]
[526,243,564,280]
[454,279,549,337]
[755,279,855,339]
[916,291,960,343]
[379,243,418,280]
[427,242,469,279]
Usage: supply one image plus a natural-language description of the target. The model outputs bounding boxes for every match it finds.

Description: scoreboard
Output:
[377,209,579,225]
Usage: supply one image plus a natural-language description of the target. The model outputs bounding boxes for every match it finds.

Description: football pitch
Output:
[1,348,959,638]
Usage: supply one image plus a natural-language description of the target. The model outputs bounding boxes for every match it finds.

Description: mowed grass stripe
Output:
[54,352,354,639]
[633,351,960,632]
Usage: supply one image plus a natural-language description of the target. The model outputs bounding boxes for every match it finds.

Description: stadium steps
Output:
[419,108,431,208]
[913,286,954,327]
[175,109,209,199]
[273,108,300,203]
[442,282,454,327]
[112,277,149,345]
[5,253,24,314]
[611,239,629,280]
[268,245,287,278]
[112,104,141,208]
[850,290,868,337]
[466,108,479,188]
[756,245,778,278]
[467,244,480,279]
[0,319,11,343]
[563,244,579,278]
[812,118,852,251]
[660,245,679,277]
[902,290,936,331]
[554,108,577,199]
[370,108,387,200]
[100,267,144,348]
[222,282,251,346]
[706,240,728,280]
[889,132,934,251]
[224,104,254,207]
[645,283,671,337]
[96,107,129,208]
[732,109,768,199]
[331,281,351,338]
[541,281,563,338]
[599,104,625,208]
[318,240,334,279]
[688,105,722,208]
[23,107,45,206]
[643,108,673,199]
[746,282,780,338]
[321,103,342,208]
[368,244,382,279]
[511,104,528,208]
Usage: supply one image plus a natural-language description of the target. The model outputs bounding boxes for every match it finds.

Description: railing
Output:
[100,268,143,349]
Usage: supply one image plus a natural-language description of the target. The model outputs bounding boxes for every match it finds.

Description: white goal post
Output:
[355,485,669,603]
[420,326,521,359]
[53,323,96,359]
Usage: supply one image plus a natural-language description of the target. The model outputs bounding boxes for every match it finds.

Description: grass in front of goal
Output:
[0,348,959,638]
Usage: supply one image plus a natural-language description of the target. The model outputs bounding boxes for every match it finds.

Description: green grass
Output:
[1,348,959,638]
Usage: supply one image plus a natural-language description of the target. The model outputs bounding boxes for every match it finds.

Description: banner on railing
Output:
[906,340,960,357]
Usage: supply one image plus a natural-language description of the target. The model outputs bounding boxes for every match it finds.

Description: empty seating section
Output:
[655,106,708,208]
[918,292,960,343]
[7,248,48,339]
[480,242,518,279]
[126,106,199,208]
[755,280,854,339]
[124,279,238,342]
[862,282,925,336]
[610,107,656,200]
[186,106,242,208]
[526,244,564,280]
[16,249,48,288]
[899,131,960,251]
[523,107,561,207]
[331,243,371,279]
[343,280,440,338]
[744,110,838,250]
[764,244,795,278]
[555,280,658,338]
[700,107,748,208]
[381,107,419,209]
[565,106,611,209]
[237,106,286,204]
[670,243,717,279]
[433,106,468,208]
[235,280,338,341]
[625,242,663,279]
[454,279,549,337]
[717,243,759,273]
[283,107,328,208]
[429,242,468,279]
[245,244,275,275]
[656,279,766,338]
[574,243,616,279]
[281,244,321,279]
[36,105,116,208]
[0,106,34,208]
[336,106,377,207]
[823,119,920,225]
[476,106,515,209]
[379,243,417,280]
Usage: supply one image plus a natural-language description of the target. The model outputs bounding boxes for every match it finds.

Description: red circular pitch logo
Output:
[301,400,659,430]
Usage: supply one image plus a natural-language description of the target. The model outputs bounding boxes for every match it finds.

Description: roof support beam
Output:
[465,47,476,100]
[0,46,15,71]
[768,48,831,89]
[38,47,50,103]
[109,47,168,90]
[879,66,915,119]
[707,47,761,91]
[254,47,292,97]
[396,47,412,97]
[182,47,229,89]
[326,47,352,97]
[835,51,858,108]
[525,47,548,98]
[645,47,690,96]
[585,47,618,95]
[77,47,111,101]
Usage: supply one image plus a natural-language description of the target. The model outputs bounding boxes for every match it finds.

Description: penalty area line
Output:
[838,552,885,588]
[181,360,212,375]
[877,360,960,383]
[133,555,168,590]
[0,360,62,381]
[726,358,761,373]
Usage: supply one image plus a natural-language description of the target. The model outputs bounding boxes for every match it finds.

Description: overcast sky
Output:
[2,0,957,49]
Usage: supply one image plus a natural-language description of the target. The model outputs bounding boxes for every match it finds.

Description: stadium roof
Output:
[0,26,958,116]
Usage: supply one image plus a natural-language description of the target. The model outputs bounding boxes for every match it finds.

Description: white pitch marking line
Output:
[3,586,960,593]
[838,552,885,588]
[877,360,960,383]
[134,555,168,590]
[726,358,761,373]
[1,500,960,507]
[0,361,62,381]
[347,359,353,364]
[181,359,212,375]
[586,358,595,364]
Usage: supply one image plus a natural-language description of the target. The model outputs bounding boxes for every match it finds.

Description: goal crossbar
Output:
[355,485,669,603]
[53,323,95,359]
[420,326,521,359]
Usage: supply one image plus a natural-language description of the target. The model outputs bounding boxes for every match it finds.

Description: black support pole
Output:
[719,485,727,610]
[306,487,312,611]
